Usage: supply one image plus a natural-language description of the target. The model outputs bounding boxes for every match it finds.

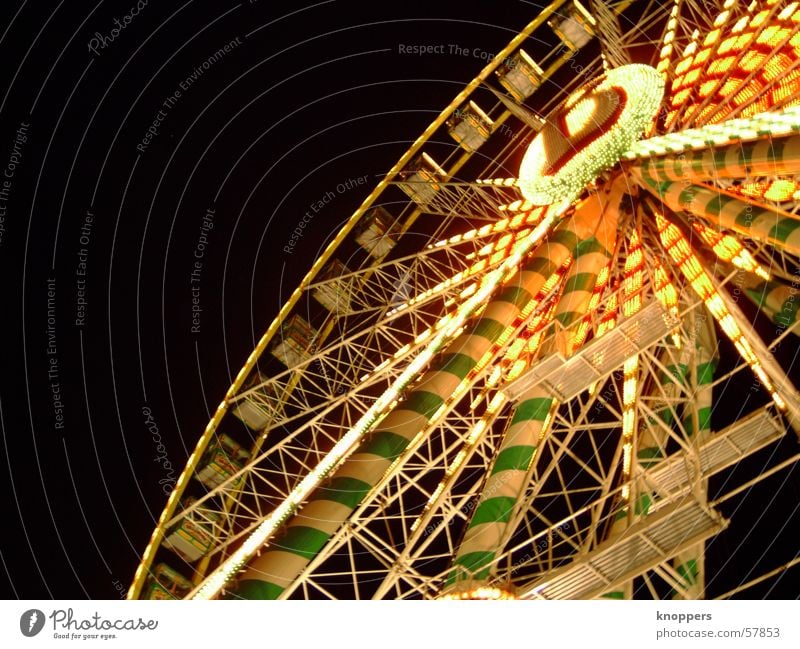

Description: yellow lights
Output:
[684,31,699,59]
[626,106,800,159]
[714,10,731,27]
[751,9,771,29]
[623,358,638,405]
[477,177,517,187]
[774,71,800,103]
[518,64,664,205]
[429,208,547,251]
[477,223,493,237]
[708,56,737,77]
[488,249,506,266]
[683,68,701,87]
[495,324,517,349]
[698,80,718,99]
[459,283,478,300]
[662,0,800,131]
[695,47,712,66]
[779,2,800,21]
[655,212,786,413]
[486,391,505,415]
[653,257,679,315]
[674,54,693,76]
[757,25,791,47]
[657,45,673,75]
[509,212,528,229]
[703,28,722,47]
[622,230,644,318]
[504,338,526,363]
[564,96,600,135]
[765,53,794,84]
[572,257,612,350]
[406,232,534,314]
[620,354,639,501]
[738,179,799,203]
[732,16,750,33]
[690,221,770,280]
[597,287,619,338]
[670,87,692,109]
[718,36,738,55]
[487,365,503,388]
[499,199,535,213]
[506,359,529,382]
[441,586,516,600]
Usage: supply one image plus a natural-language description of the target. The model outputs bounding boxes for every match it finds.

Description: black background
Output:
[0,0,798,600]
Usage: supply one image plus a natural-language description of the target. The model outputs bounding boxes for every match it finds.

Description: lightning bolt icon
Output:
[28,611,38,632]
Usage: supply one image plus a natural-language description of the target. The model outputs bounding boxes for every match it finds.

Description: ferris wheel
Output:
[129,0,800,601]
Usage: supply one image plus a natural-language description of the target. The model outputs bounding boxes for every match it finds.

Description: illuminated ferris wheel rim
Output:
[131,0,800,602]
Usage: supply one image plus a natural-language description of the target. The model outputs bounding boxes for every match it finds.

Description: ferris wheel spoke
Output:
[393,181,523,221]
[443,188,623,591]
[630,135,800,187]
[280,385,512,599]
[637,175,800,256]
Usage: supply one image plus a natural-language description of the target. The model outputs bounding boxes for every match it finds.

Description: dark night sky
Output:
[0,0,798,600]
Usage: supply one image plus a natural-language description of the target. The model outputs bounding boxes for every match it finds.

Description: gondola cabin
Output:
[313,258,354,314]
[355,206,401,258]
[448,101,494,152]
[397,152,446,207]
[496,49,544,102]
[142,563,192,600]
[270,314,316,367]
[195,433,250,489]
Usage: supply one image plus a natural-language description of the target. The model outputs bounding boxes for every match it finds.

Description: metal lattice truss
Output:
[390,182,521,222]
[268,318,789,599]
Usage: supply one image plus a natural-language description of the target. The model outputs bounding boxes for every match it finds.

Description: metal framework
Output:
[130,0,800,602]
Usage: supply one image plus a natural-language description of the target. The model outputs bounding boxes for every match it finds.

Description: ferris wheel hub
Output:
[518,64,664,206]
